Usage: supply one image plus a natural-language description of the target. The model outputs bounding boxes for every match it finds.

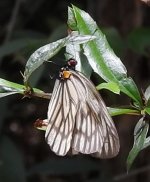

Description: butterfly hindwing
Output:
[70,71,120,158]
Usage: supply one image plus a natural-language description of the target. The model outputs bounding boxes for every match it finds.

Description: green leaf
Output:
[0,78,25,97]
[65,31,82,72]
[65,31,93,78]
[71,6,126,81]
[24,34,96,83]
[96,82,120,94]
[145,107,150,115]
[144,85,150,101]
[0,79,24,91]
[102,27,125,57]
[119,77,142,108]
[142,137,150,150]
[0,136,26,182]
[0,78,46,98]
[67,7,77,30]
[68,5,143,107]
[127,118,149,171]
[24,37,66,83]
[108,107,140,116]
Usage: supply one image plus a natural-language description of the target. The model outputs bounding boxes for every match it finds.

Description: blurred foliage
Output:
[0,1,150,182]
[127,28,150,57]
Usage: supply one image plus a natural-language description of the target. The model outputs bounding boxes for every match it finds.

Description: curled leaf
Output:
[24,34,96,83]
[127,117,149,171]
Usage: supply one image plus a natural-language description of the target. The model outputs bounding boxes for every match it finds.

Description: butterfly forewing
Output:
[45,78,78,156]
[45,61,120,158]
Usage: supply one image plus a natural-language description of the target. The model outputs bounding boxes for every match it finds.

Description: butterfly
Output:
[45,58,120,158]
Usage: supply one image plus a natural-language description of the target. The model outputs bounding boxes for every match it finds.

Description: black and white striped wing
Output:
[45,78,79,156]
[70,71,120,158]
[45,70,120,158]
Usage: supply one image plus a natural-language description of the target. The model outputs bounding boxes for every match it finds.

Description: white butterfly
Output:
[45,59,120,158]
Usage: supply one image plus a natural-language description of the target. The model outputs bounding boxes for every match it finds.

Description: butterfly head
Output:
[67,58,77,70]
[59,59,77,80]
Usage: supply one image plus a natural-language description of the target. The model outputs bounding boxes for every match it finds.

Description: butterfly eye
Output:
[67,59,77,67]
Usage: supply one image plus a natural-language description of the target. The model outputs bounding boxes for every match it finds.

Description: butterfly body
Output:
[45,59,120,158]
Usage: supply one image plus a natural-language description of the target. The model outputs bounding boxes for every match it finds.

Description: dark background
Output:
[0,0,150,182]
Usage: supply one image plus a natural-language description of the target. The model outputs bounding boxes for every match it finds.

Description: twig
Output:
[32,92,51,100]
